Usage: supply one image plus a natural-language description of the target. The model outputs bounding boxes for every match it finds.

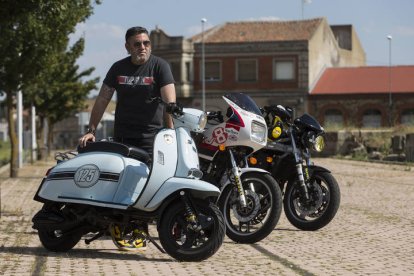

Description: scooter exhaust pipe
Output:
[32,210,76,231]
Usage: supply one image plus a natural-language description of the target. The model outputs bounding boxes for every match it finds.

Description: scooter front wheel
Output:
[158,200,225,262]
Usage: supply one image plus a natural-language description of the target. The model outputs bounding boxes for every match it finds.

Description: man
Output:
[79,26,176,251]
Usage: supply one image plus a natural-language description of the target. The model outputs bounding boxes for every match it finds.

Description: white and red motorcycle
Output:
[195,93,283,243]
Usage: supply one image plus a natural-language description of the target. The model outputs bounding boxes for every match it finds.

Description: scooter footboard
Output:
[135,178,220,211]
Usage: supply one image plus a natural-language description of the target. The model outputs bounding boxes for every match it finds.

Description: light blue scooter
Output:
[32,101,225,262]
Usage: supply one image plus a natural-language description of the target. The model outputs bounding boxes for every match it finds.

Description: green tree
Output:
[27,37,99,158]
[0,0,100,177]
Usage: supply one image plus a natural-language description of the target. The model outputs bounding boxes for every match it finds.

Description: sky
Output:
[71,0,414,94]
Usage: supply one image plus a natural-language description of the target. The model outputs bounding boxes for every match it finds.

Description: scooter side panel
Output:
[112,159,150,205]
[37,152,148,209]
[144,177,221,211]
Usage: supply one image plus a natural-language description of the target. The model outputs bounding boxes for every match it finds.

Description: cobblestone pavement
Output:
[0,158,413,276]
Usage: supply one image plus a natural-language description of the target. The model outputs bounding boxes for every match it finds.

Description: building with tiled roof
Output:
[310,66,414,127]
[151,17,366,116]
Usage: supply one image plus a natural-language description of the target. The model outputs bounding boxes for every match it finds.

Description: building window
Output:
[324,109,343,128]
[185,62,191,82]
[237,59,257,82]
[401,109,414,126]
[362,109,382,128]
[273,59,295,80]
[170,62,181,82]
[201,60,221,81]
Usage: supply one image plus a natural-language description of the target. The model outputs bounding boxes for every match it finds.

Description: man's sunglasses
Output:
[133,40,151,47]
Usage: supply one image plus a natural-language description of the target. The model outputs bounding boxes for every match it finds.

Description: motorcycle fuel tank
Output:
[37,152,149,209]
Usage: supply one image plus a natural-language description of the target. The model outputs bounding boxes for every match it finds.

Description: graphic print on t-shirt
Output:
[117,76,154,86]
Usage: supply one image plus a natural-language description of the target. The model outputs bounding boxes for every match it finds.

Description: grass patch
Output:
[0,140,10,166]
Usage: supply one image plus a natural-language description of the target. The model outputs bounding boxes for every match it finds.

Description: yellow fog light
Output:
[271,126,282,139]
[266,156,273,163]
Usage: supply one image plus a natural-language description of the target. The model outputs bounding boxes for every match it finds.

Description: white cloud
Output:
[394,26,414,37]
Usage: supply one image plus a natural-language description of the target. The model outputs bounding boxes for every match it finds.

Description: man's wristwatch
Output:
[86,128,96,135]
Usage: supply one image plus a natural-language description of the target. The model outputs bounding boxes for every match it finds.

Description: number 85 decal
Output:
[212,127,228,144]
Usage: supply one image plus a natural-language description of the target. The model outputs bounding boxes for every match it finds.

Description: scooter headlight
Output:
[251,121,266,143]
[197,113,207,131]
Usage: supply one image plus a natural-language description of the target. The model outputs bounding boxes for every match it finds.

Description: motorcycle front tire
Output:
[284,171,340,231]
[218,172,282,244]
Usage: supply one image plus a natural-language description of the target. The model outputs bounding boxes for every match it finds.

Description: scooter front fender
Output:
[139,177,220,211]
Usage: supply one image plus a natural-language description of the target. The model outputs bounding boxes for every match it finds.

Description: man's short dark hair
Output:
[125,26,149,41]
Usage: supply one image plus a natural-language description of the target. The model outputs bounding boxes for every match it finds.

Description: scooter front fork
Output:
[180,191,202,232]
[229,150,247,208]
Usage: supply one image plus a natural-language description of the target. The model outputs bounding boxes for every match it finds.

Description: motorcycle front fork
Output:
[228,150,248,208]
[290,131,310,201]
[296,163,310,200]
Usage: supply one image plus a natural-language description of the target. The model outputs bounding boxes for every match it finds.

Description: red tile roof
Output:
[191,18,324,43]
[311,66,414,95]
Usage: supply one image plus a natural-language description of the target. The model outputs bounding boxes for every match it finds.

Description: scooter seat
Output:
[78,141,151,164]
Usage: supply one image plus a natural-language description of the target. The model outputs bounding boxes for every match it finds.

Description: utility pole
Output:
[201,18,207,112]
[387,35,392,126]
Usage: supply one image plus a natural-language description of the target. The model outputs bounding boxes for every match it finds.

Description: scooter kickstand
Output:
[145,233,166,254]
[85,231,104,245]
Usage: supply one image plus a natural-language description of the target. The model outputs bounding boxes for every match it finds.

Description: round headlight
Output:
[198,113,207,131]
[313,135,325,152]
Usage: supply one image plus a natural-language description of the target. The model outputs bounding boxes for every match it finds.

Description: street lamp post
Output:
[387,35,392,126]
[201,18,207,112]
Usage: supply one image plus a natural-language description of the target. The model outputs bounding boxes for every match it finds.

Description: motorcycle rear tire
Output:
[218,172,282,244]
[284,171,340,231]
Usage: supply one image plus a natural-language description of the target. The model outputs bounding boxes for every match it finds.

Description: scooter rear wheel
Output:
[36,204,82,252]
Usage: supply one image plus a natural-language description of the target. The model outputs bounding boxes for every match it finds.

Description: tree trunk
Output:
[47,118,54,158]
[6,91,18,178]
[36,116,45,160]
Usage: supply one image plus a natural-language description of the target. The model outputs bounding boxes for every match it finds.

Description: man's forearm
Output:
[161,83,176,128]
[88,84,114,131]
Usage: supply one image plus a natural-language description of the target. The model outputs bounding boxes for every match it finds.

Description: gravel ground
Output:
[0,158,413,276]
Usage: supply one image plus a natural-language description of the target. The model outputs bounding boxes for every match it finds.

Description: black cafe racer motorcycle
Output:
[248,104,340,231]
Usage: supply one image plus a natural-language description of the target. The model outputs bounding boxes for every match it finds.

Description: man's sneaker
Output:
[109,224,147,251]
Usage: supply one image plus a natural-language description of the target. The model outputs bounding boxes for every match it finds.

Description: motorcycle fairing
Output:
[199,96,267,160]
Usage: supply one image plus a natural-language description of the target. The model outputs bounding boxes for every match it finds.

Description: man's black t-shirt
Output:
[103,55,175,139]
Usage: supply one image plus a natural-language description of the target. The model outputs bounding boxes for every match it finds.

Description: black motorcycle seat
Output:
[78,141,151,164]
